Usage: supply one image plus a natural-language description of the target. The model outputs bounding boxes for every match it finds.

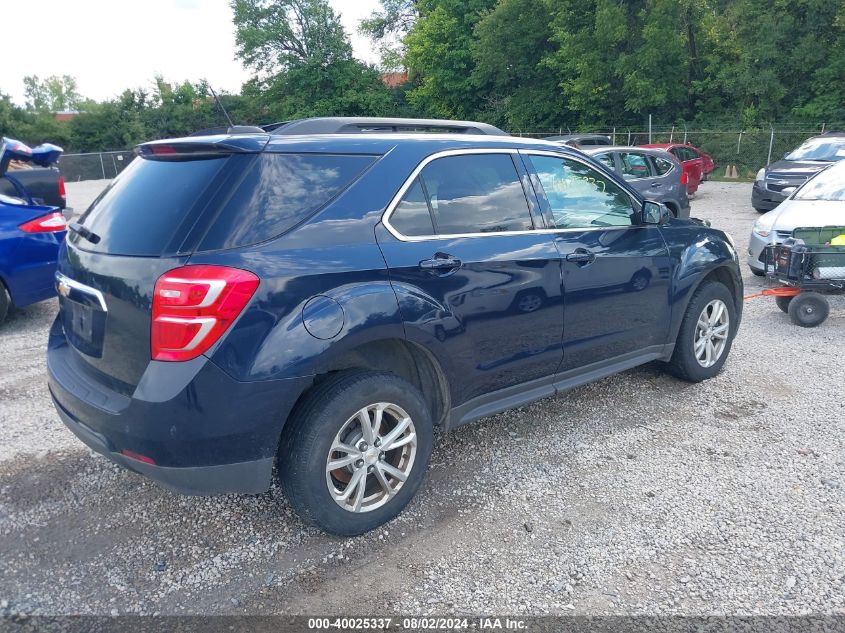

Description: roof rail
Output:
[261,117,509,137]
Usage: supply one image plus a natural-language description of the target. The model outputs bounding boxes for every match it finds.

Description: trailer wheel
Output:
[775,295,794,314]
[787,292,829,328]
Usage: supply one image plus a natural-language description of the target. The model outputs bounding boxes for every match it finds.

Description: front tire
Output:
[278,371,433,536]
[787,292,829,327]
[666,281,737,382]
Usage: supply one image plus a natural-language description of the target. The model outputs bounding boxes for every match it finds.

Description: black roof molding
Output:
[261,117,509,137]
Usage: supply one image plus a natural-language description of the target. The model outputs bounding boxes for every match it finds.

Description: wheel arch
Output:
[306,337,451,428]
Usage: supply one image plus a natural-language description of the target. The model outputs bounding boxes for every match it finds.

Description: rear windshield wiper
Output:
[69,222,101,244]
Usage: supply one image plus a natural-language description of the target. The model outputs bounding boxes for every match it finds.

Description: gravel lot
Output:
[0,180,843,616]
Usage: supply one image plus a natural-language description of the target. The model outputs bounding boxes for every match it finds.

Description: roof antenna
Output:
[208,84,234,129]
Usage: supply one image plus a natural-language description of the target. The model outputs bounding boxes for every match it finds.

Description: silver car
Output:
[584,146,690,219]
[748,161,845,275]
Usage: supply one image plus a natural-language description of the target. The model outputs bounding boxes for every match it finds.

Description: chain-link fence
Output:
[57,124,843,182]
[59,150,135,182]
[513,123,843,178]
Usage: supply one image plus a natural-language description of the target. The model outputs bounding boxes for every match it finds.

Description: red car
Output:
[639,143,715,194]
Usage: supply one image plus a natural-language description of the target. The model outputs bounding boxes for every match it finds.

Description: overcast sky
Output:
[0,0,381,106]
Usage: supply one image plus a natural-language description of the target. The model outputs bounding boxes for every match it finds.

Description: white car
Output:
[748,161,845,275]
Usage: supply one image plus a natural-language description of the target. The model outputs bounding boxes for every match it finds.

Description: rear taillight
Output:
[19,212,67,233]
[58,175,66,201]
[152,265,259,362]
[680,170,689,186]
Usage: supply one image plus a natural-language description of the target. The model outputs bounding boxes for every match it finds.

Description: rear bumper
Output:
[47,316,313,495]
[52,394,274,495]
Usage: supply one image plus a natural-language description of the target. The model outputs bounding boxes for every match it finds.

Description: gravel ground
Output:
[0,181,843,616]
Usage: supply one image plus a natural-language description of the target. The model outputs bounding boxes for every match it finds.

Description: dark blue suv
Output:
[48,118,742,535]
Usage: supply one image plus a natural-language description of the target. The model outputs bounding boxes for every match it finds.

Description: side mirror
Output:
[642,201,671,225]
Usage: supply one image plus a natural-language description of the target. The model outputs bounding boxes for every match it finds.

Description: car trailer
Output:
[745,227,845,327]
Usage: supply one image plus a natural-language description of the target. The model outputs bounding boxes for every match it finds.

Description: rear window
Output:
[74,157,226,256]
[198,153,375,251]
[73,153,375,256]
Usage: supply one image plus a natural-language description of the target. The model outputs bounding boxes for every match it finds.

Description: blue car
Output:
[48,118,742,535]
[0,139,66,323]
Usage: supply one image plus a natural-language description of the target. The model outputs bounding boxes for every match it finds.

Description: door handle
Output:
[565,250,596,265]
[420,254,462,272]
[651,182,662,187]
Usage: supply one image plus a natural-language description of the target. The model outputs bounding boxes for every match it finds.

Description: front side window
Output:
[528,155,635,229]
[389,153,533,236]
[619,152,653,180]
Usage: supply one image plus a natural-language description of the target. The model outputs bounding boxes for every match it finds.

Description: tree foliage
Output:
[23,75,81,112]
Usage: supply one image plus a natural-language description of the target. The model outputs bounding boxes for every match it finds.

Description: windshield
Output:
[785,137,845,162]
[794,165,845,201]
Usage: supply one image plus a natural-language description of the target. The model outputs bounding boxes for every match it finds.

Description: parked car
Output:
[544,133,612,147]
[0,139,67,323]
[640,143,714,195]
[1,153,68,216]
[48,117,742,535]
[748,161,845,276]
[751,131,845,213]
[583,146,690,219]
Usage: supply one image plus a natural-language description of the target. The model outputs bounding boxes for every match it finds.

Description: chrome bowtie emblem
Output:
[57,279,71,297]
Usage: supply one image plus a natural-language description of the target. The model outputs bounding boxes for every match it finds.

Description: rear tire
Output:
[665,281,737,383]
[0,283,10,324]
[775,295,794,313]
[278,370,433,536]
[749,268,765,277]
[787,292,829,328]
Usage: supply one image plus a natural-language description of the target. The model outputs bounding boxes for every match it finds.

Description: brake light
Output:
[149,145,177,156]
[19,212,67,233]
[680,170,689,186]
[152,265,259,362]
[58,175,66,201]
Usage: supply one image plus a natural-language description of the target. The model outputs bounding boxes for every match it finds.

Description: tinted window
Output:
[652,157,674,175]
[670,147,686,161]
[619,152,653,180]
[75,156,227,256]
[528,155,635,229]
[200,153,375,250]
[389,178,434,236]
[415,154,533,235]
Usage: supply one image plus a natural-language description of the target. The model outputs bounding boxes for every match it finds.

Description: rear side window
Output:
[75,157,227,256]
[389,153,533,236]
[593,153,616,171]
[199,153,375,250]
[652,157,674,175]
[389,178,434,236]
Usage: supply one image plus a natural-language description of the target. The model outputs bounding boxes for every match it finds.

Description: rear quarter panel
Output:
[0,203,64,306]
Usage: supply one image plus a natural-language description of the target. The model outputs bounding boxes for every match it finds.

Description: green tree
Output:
[231,0,352,75]
[472,0,563,129]
[360,0,419,70]
[23,75,81,112]
[403,0,496,118]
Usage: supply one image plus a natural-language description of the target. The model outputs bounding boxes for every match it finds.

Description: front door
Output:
[377,151,563,407]
[522,152,672,372]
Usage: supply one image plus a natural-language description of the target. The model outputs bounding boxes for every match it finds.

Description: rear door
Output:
[377,150,564,406]
[671,147,702,193]
[522,151,671,373]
